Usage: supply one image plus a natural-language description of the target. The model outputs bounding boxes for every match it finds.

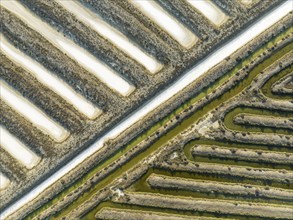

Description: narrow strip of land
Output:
[147,174,293,201]
[96,207,225,220]
[114,192,293,219]
[233,114,293,130]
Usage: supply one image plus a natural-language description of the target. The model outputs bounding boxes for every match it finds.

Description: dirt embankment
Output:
[191,145,293,165]
[233,114,293,130]
[147,174,293,201]
[113,192,293,219]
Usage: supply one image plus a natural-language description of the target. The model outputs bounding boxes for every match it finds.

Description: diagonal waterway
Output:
[1,1,291,218]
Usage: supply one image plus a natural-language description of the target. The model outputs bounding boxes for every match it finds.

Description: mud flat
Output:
[233,114,293,130]
[113,192,293,219]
